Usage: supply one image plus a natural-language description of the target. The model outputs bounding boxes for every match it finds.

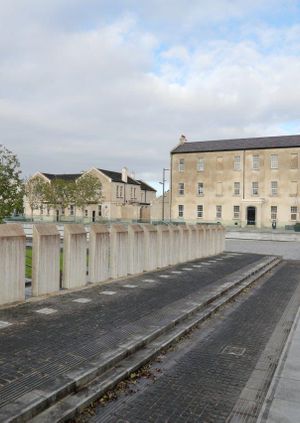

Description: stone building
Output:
[25,167,156,222]
[170,134,300,228]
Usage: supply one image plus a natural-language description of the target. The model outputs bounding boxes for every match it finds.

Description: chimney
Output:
[179,134,187,145]
[121,166,128,183]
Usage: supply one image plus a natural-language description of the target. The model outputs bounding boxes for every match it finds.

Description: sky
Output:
[1,1,300,194]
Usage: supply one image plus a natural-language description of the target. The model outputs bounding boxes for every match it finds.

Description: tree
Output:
[0,145,24,222]
[24,176,49,220]
[74,174,103,215]
[44,178,76,213]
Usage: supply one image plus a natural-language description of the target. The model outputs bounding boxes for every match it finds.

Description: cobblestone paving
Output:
[88,261,300,423]
[0,253,261,408]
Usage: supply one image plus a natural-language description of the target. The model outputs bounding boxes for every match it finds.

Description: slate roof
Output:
[41,173,82,181]
[171,134,300,154]
[98,169,140,185]
[137,180,157,192]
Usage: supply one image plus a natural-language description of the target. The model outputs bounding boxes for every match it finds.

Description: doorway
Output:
[92,210,96,222]
[247,206,256,225]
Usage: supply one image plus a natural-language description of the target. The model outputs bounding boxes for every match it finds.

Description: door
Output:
[92,210,96,222]
[247,206,256,225]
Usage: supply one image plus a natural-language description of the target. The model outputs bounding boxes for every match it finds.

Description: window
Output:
[98,204,102,217]
[216,205,222,219]
[178,182,185,195]
[271,206,277,221]
[289,181,298,196]
[252,182,259,196]
[252,155,260,170]
[178,205,184,218]
[271,181,278,196]
[178,158,185,172]
[233,205,240,219]
[120,185,123,197]
[40,205,43,215]
[197,158,204,171]
[216,156,223,171]
[116,185,119,198]
[291,206,298,221]
[70,205,74,216]
[216,182,223,196]
[61,208,65,216]
[270,154,278,169]
[291,153,298,169]
[197,205,203,218]
[234,156,241,171]
[234,182,240,196]
[197,182,204,195]
[133,187,136,199]
[85,210,88,217]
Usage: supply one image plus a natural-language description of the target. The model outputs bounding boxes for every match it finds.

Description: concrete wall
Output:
[89,224,110,283]
[63,224,87,289]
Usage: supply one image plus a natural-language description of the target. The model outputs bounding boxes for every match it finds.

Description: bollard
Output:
[0,224,25,305]
[178,225,190,263]
[89,224,110,283]
[128,224,144,275]
[110,224,128,278]
[32,224,60,296]
[157,225,171,268]
[63,224,87,289]
[142,224,158,271]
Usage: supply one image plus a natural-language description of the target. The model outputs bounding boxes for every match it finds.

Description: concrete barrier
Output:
[89,224,110,283]
[143,224,158,271]
[110,224,128,278]
[157,225,171,268]
[179,225,190,263]
[63,224,87,289]
[169,225,181,265]
[0,224,25,305]
[187,225,198,261]
[128,224,145,275]
[32,224,60,296]
[196,225,205,258]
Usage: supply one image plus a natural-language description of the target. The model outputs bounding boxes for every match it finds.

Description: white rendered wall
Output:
[32,224,60,296]
[0,224,25,305]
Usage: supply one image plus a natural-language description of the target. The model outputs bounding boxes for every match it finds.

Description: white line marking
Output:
[142,279,156,283]
[159,275,171,278]
[192,265,202,268]
[36,308,57,315]
[123,284,137,288]
[171,271,182,274]
[182,268,193,271]
[72,298,91,303]
[100,291,116,295]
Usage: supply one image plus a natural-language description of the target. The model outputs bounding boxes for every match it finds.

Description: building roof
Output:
[98,168,140,185]
[171,134,300,154]
[137,180,157,192]
[41,173,82,181]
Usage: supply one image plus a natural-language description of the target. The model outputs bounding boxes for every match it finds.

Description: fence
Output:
[0,223,225,306]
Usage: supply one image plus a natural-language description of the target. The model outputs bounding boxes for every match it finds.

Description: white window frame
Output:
[291,206,297,221]
[252,181,259,196]
[271,206,277,221]
[270,154,278,169]
[197,182,204,196]
[197,205,203,218]
[178,158,185,172]
[271,181,278,196]
[178,204,184,218]
[234,182,240,196]
[252,155,260,170]
[178,182,185,196]
[234,156,241,171]
[233,205,240,219]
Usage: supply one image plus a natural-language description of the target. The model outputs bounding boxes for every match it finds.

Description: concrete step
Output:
[0,256,281,423]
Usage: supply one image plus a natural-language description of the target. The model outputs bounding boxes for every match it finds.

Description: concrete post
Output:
[63,224,87,289]
[128,224,145,275]
[157,225,171,268]
[178,225,190,263]
[0,224,25,305]
[196,225,205,259]
[206,226,215,256]
[32,224,60,296]
[169,225,180,265]
[110,224,129,278]
[89,224,110,283]
[187,225,198,261]
[142,224,158,271]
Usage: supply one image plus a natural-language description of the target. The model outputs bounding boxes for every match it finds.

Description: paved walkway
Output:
[0,252,261,416]
[258,306,300,423]
[226,239,300,260]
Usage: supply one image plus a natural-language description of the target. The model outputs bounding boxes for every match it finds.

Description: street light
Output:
[160,168,169,222]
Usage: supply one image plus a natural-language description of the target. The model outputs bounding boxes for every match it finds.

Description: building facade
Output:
[170,135,300,228]
[25,166,156,222]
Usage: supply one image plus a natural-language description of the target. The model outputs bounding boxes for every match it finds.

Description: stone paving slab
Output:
[0,253,263,414]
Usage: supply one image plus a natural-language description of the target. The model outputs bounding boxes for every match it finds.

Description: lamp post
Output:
[161,168,169,222]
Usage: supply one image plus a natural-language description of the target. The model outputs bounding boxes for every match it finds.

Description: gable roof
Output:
[41,173,82,181]
[171,134,300,154]
[137,180,157,192]
[97,168,140,186]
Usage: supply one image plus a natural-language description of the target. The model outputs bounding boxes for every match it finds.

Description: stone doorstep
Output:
[29,257,281,423]
[0,256,280,423]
